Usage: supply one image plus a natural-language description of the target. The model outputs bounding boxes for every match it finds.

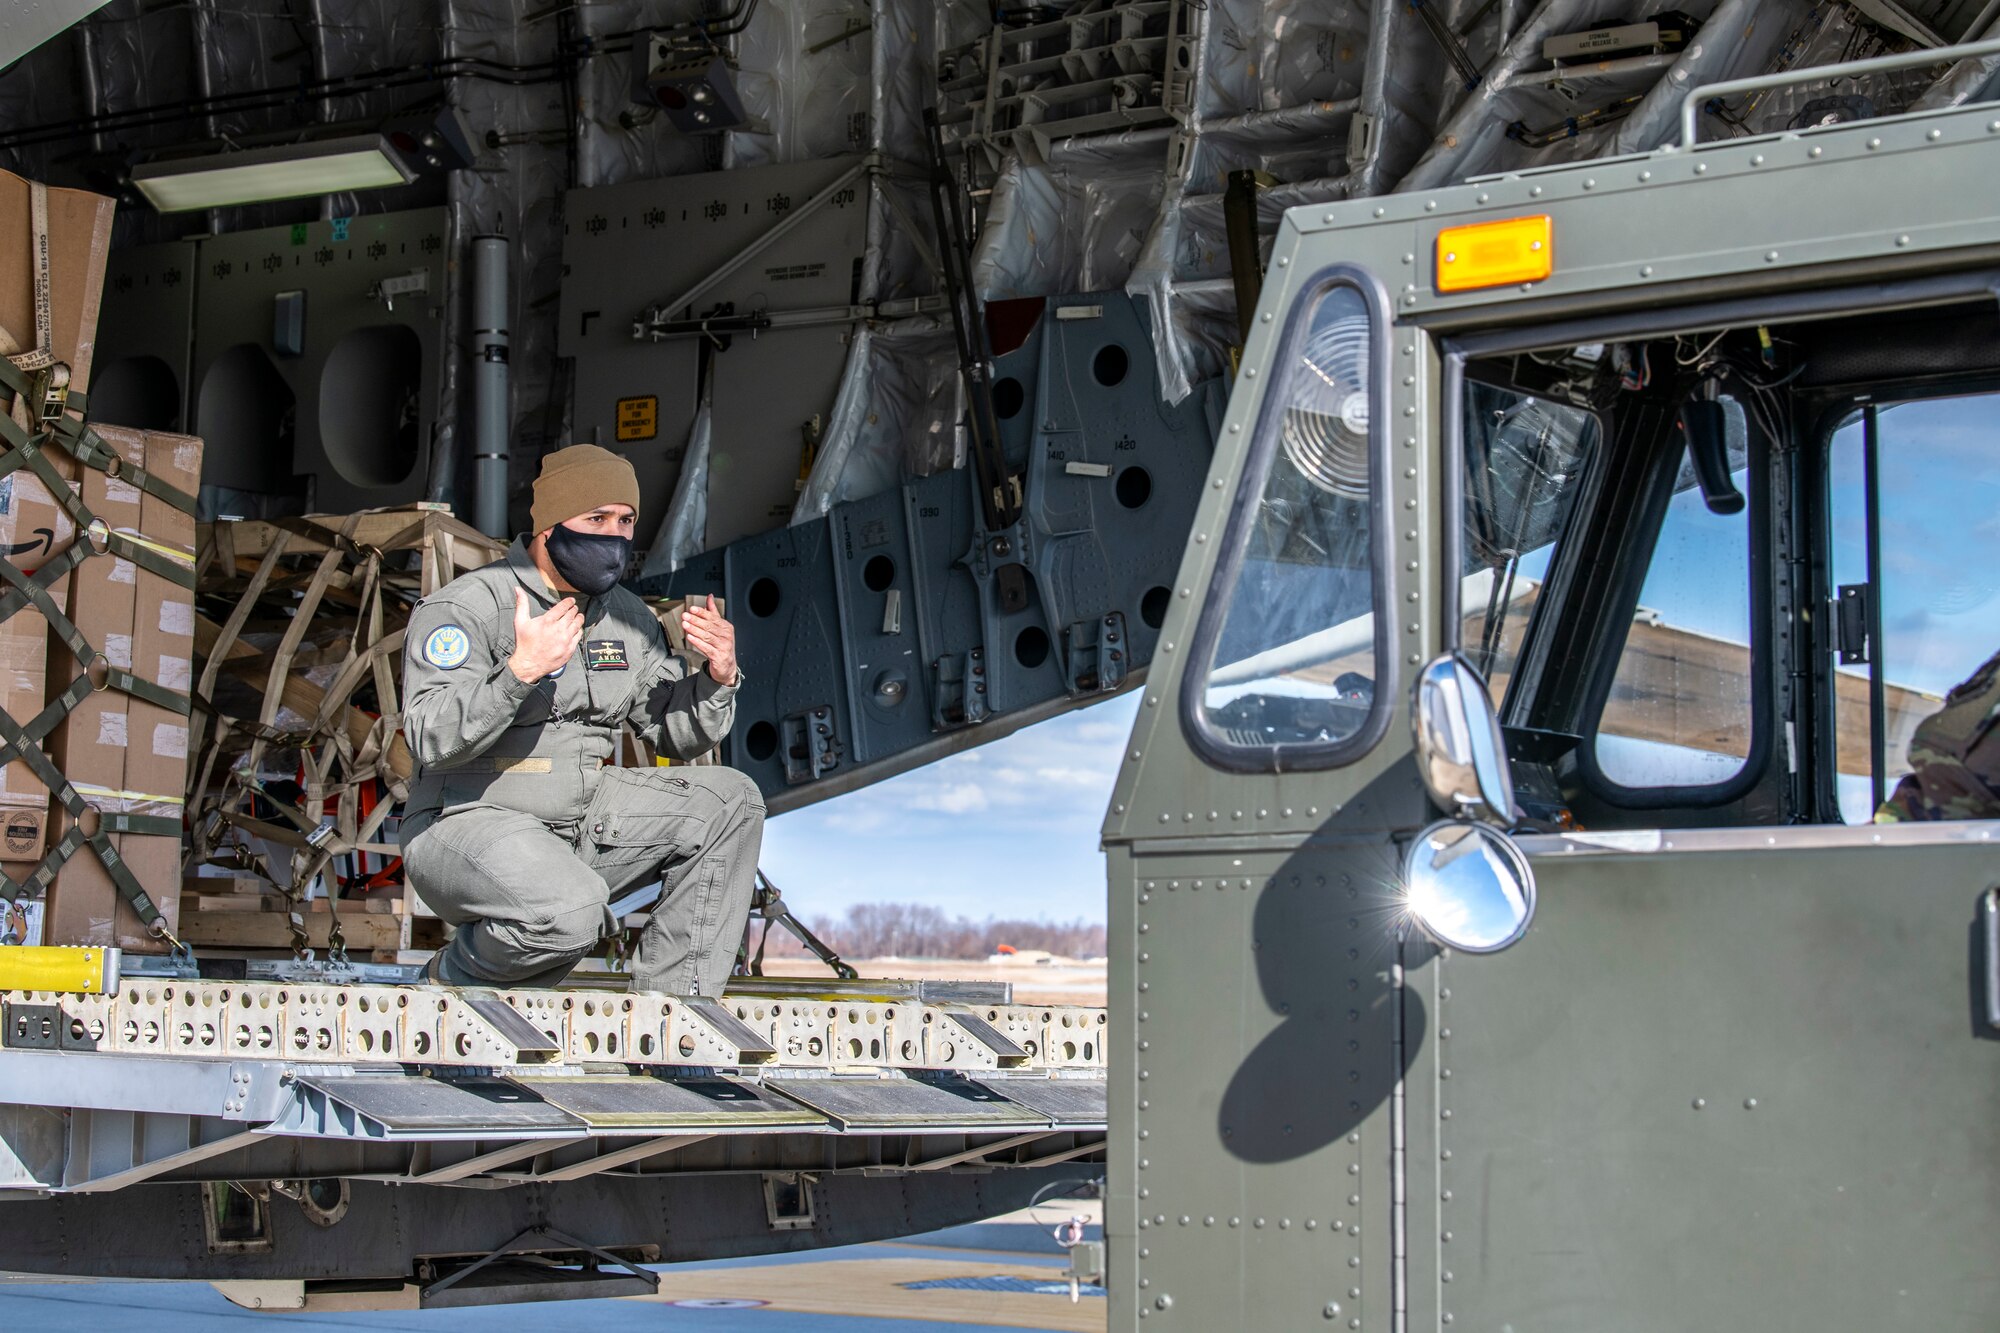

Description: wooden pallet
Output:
[178,876,445,959]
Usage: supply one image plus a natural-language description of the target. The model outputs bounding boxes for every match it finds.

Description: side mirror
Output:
[1411,651,1516,825]
[1403,820,1537,953]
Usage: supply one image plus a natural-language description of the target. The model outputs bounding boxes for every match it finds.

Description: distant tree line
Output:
[757,902,1106,961]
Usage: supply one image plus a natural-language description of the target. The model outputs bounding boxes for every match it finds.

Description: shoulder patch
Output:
[423,625,472,669]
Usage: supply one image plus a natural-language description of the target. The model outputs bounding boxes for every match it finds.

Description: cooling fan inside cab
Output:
[1280,311,1373,497]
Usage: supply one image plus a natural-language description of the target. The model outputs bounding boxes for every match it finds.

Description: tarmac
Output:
[0,1204,1106,1333]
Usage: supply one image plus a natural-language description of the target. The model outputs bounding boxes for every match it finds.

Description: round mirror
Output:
[1402,819,1536,954]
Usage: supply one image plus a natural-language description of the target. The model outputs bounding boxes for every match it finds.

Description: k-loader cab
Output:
[1106,44,2000,1332]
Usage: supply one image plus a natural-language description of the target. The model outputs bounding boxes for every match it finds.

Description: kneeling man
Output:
[401,444,762,994]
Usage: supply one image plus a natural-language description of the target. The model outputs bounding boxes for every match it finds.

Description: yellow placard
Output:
[615,395,659,442]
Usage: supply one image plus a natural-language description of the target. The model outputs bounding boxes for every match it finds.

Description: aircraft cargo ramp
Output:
[0,969,1106,1303]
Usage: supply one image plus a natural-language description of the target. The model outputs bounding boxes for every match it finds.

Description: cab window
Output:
[1459,383,1597,705]
[1594,406,1755,791]
[1184,276,1388,771]
[1828,393,2000,822]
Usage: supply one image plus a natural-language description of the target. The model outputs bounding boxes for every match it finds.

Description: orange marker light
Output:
[1435,215,1554,293]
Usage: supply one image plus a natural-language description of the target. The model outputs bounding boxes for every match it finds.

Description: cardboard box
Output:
[0,169,116,392]
[0,451,79,861]
[43,426,202,951]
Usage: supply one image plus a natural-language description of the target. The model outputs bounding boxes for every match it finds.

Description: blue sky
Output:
[760,692,1139,925]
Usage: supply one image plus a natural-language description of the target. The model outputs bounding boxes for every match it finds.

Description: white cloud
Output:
[915,782,991,814]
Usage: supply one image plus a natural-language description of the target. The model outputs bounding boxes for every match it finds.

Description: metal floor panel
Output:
[510,1075,828,1131]
[290,1075,586,1137]
[979,1077,1107,1128]
[766,1076,1049,1130]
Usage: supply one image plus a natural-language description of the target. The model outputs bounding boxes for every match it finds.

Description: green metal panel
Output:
[1111,840,1407,1331]
[1410,840,2000,1331]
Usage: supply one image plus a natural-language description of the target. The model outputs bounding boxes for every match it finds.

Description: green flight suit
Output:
[1876,648,2000,823]
[399,538,763,994]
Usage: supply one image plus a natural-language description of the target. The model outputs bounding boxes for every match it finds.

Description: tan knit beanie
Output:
[530,444,641,534]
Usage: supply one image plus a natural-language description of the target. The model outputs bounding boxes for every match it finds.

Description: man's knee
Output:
[467,900,609,980]
[702,766,763,814]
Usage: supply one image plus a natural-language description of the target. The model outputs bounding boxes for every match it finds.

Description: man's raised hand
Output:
[683,599,740,686]
[508,586,583,683]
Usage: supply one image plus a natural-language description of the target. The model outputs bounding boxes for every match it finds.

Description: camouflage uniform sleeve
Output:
[402,590,539,770]
[1874,650,2000,823]
[629,609,738,763]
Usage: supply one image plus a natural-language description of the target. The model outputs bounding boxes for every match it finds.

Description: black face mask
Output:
[544,523,631,596]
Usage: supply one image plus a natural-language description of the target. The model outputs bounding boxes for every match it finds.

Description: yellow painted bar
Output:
[0,945,120,994]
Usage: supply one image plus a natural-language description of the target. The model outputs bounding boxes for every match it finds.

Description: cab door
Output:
[1400,325,2000,1330]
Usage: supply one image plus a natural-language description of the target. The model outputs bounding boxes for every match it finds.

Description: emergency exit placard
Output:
[615,395,658,442]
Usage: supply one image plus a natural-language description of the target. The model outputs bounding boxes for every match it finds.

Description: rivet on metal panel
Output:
[1402,254,1414,266]
[1641,266,1654,278]
[1583,178,1595,190]
[1693,1097,1706,1109]
[1281,1218,1291,1229]
[1307,1219,1317,1230]
[1324,1303,1341,1319]
[1750,155,1764,166]
[1374,207,1386,217]
[1639,170,1651,181]
[1694,163,1707,175]
[1530,186,1543,197]
[1744,1098,1758,1110]
[1158,813,1170,823]
[1867,137,1882,149]
[1245,368,1257,378]
[1441,1231,1453,1243]
[1809,146,1823,157]
[1896,235,1911,247]
[1441,1149,1452,1160]
[1425,200,1437,211]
